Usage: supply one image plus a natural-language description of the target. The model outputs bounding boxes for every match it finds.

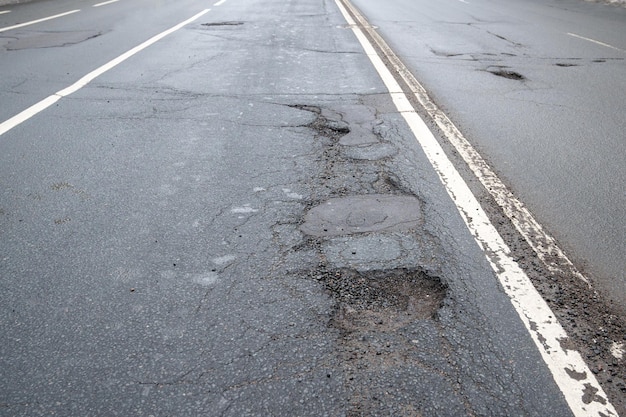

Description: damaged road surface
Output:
[0,0,623,416]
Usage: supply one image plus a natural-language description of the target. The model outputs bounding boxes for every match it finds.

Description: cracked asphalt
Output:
[0,0,624,415]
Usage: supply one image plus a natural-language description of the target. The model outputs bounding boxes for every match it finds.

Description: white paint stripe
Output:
[214,0,227,5]
[567,32,624,53]
[334,0,618,416]
[93,0,120,8]
[0,10,11,15]
[0,9,80,33]
[0,96,62,137]
[362,17,590,286]
[0,9,210,138]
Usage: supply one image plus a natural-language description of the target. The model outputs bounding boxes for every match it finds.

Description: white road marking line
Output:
[0,9,80,33]
[334,0,618,416]
[214,0,227,5]
[93,0,120,7]
[0,10,11,15]
[0,9,210,138]
[360,10,589,286]
[567,32,624,53]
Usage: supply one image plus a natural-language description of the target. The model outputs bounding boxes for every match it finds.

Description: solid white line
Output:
[361,14,590,286]
[214,0,227,5]
[334,0,618,416]
[93,0,120,7]
[568,32,624,53]
[0,10,11,15]
[0,9,210,137]
[0,9,80,33]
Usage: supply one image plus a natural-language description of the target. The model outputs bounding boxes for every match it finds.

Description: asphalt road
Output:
[350,0,626,313]
[0,0,623,415]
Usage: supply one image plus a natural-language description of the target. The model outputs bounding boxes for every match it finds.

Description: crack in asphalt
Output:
[263,101,547,415]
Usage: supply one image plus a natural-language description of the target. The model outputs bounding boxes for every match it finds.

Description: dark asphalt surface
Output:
[0,0,621,415]
[350,0,626,313]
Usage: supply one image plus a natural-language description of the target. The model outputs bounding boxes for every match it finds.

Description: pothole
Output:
[316,268,447,320]
[291,105,351,138]
[488,69,526,80]
[284,102,455,414]
[314,267,449,415]
[201,21,244,27]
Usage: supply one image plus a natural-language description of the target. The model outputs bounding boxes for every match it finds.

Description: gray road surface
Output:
[0,0,623,415]
[350,0,626,313]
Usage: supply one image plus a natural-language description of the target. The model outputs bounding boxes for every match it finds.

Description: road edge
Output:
[332,0,619,415]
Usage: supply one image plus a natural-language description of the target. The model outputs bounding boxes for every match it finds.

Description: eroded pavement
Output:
[229,101,571,416]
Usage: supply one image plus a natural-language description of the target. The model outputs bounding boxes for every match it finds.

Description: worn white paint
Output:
[283,188,303,200]
[0,9,210,137]
[192,272,219,287]
[93,0,120,8]
[334,0,618,415]
[213,255,236,265]
[568,33,625,53]
[0,9,80,33]
[610,342,625,360]
[231,205,258,214]
[355,9,592,288]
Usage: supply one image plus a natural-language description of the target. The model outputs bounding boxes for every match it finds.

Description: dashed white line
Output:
[0,10,11,15]
[0,9,80,33]
[93,0,120,7]
[568,32,624,53]
[214,0,227,5]
[334,0,618,415]
[0,9,210,137]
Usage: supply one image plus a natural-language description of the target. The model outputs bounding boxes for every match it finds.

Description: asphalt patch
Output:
[5,31,101,50]
[300,195,422,237]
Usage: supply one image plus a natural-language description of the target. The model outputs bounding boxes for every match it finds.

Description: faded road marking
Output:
[334,0,618,415]
[283,188,303,200]
[611,342,625,359]
[0,9,80,33]
[231,205,258,214]
[213,255,236,265]
[192,272,220,287]
[356,13,591,288]
[93,0,120,7]
[568,32,625,53]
